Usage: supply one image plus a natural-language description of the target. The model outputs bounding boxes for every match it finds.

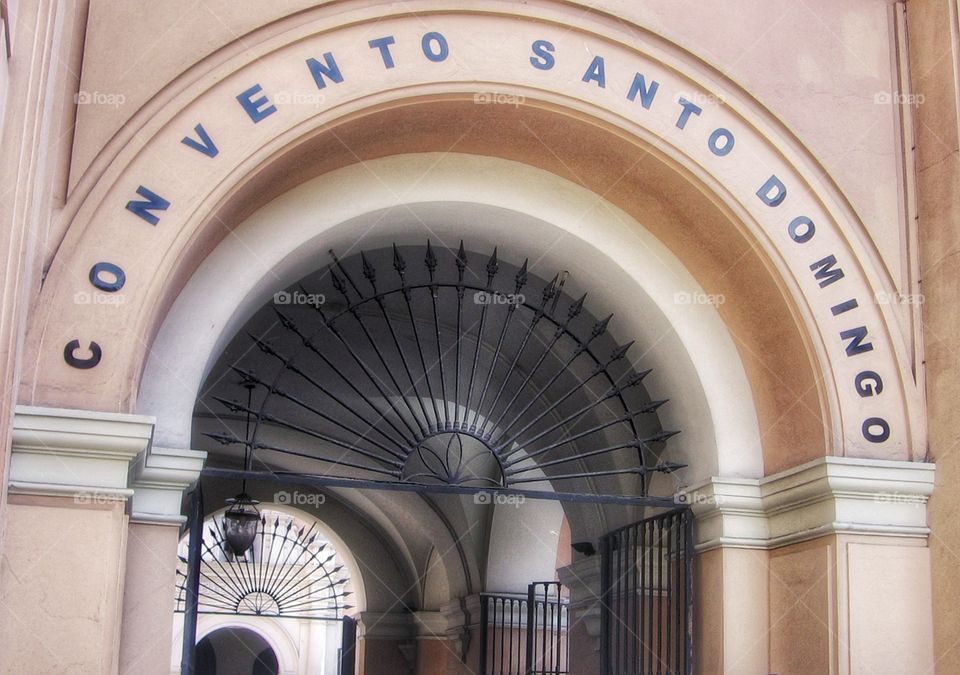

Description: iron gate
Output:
[600,509,693,674]
[480,581,569,674]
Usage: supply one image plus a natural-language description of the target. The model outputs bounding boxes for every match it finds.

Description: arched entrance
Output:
[1,3,934,674]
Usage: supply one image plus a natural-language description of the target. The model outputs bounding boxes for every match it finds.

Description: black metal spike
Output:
[514,258,529,293]
[591,314,613,338]
[424,240,437,277]
[541,274,559,306]
[456,240,468,274]
[609,341,635,361]
[392,244,407,276]
[360,251,377,288]
[567,292,586,319]
[330,269,348,297]
[485,247,499,282]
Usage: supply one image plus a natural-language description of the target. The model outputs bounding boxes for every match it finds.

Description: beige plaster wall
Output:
[118,523,180,675]
[0,495,129,674]
[908,0,960,672]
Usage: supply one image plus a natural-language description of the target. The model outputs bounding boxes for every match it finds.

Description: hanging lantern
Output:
[222,493,260,557]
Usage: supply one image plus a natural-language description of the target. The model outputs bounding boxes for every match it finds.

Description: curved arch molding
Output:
[20,3,922,463]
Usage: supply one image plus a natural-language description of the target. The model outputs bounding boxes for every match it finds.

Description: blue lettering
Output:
[306,53,345,89]
[582,56,606,88]
[368,36,396,69]
[421,32,449,62]
[862,417,890,443]
[756,175,787,207]
[810,255,845,288]
[675,98,702,129]
[626,73,659,109]
[840,326,873,356]
[125,186,170,226]
[708,128,735,156]
[236,84,277,123]
[181,123,219,158]
[530,40,555,70]
[89,262,125,292]
[788,216,815,243]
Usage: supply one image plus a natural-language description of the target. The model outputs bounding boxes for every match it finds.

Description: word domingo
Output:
[64,26,896,448]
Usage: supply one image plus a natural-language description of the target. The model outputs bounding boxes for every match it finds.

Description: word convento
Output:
[66,29,892,446]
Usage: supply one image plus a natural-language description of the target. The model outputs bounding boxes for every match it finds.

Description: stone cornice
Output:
[9,405,154,497]
[9,406,206,524]
[685,456,935,551]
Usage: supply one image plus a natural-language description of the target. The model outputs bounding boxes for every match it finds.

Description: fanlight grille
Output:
[175,512,352,619]
[203,241,682,499]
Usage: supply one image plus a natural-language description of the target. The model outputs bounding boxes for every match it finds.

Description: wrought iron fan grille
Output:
[175,511,352,620]
[204,241,682,500]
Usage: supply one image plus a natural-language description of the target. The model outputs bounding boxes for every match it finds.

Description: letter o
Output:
[89,262,126,292]
[708,128,735,156]
[788,216,815,243]
[862,417,890,443]
[421,32,449,62]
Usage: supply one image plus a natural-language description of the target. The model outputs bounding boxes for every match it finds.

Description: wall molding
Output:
[684,456,935,551]
[9,405,204,524]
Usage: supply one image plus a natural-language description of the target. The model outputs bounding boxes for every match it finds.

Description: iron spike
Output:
[567,292,587,319]
[514,258,529,293]
[424,240,437,276]
[485,247,499,281]
[591,314,613,338]
[360,251,377,288]
[392,244,407,276]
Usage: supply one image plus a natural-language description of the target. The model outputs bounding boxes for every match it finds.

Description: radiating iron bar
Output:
[215,393,404,467]
[483,323,569,445]
[493,332,621,452]
[454,285,465,429]
[272,550,337,608]
[191,556,245,601]
[501,408,661,469]
[261,523,309,606]
[279,583,346,612]
[190,560,247,607]
[277,576,348,609]
[201,528,253,603]
[464,250,499,431]
[255,519,270,603]
[177,608,344,621]
[329,251,366,299]
[428,287,449,428]
[210,519,258,601]
[205,432,402,479]
[397,287,442,429]
[477,293,549,439]
[200,467,680,507]
[507,467,649,485]
[506,436,678,476]
[254,317,414,449]
[269,522,321,601]
[470,298,517,432]
[182,569,238,609]
[343,302,429,437]
[307,304,422,442]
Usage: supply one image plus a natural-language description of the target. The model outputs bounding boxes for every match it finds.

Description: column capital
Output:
[128,445,206,525]
[9,405,154,500]
[684,456,935,550]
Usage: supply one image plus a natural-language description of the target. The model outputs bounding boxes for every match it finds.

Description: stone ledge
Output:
[684,456,935,551]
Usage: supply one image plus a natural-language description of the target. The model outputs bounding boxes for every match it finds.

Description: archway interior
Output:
[194,242,684,503]
[196,627,279,675]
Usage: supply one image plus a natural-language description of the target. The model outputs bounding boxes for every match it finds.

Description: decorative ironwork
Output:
[203,241,683,501]
[479,582,569,675]
[175,511,352,620]
[600,509,693,674]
